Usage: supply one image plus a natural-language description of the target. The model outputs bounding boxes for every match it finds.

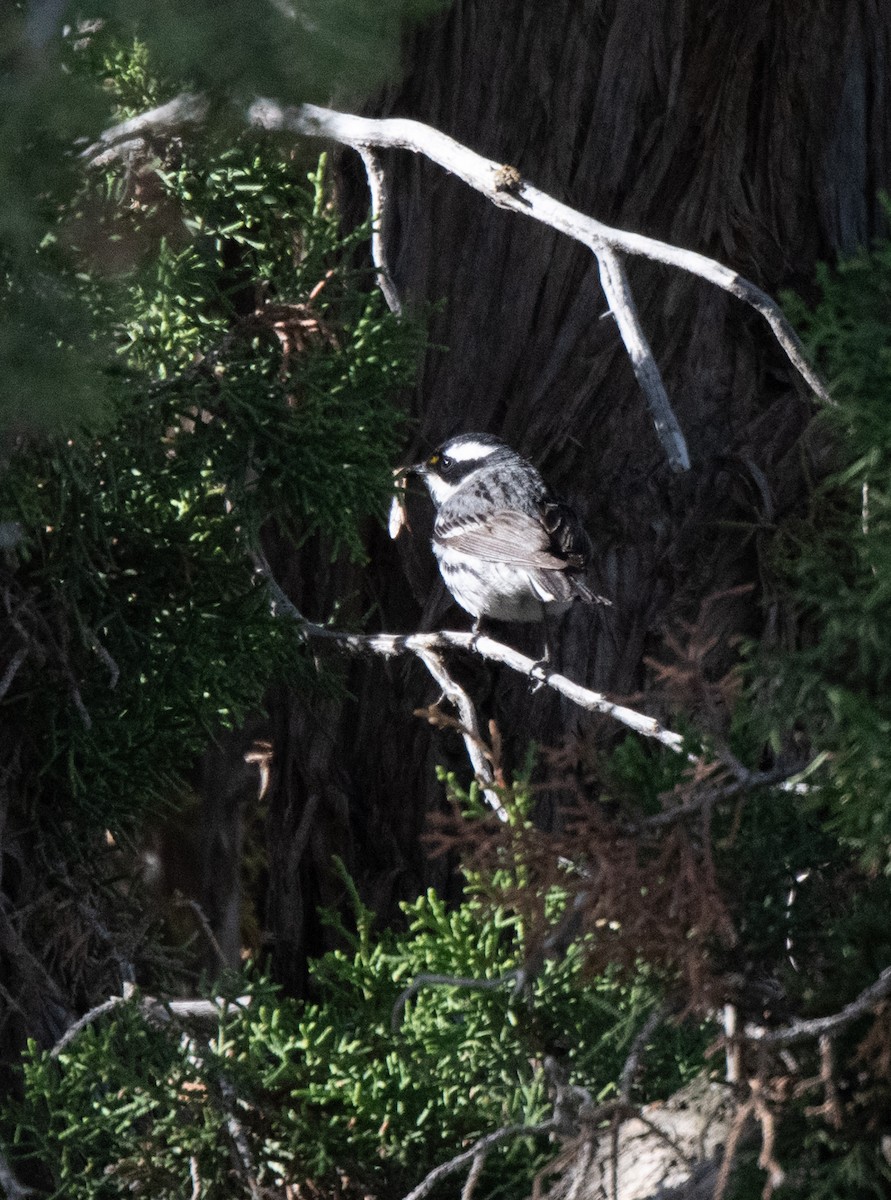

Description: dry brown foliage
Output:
[427,772,737,1012]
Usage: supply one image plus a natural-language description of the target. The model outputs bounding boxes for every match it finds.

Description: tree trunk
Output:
[264,0,891,984]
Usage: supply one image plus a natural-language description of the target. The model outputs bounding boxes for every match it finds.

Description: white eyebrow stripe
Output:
[442,440,500,462]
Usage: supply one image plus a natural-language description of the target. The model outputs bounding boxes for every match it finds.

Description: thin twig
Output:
[751,1082,784,1197]
[414,647,507,821]
[51,990,251,1056]
[610,1114,620,1200]
[640,762,806,830]
[69,683,92,730]
[576,1094,698,1183]
[399,1121,556,1200]
[712,1098,755,1200]
[724,1003,741,1085]
[460,1152,487,1200]
[84,630,120,689]
[392,972,515,1032]
[0,647,28,702]
[357,146,402,315]
[564,1138,594,1200]
[217,1075,263,1200]
[51,996,123,1057]
[618,1002,670,1102]
[72,897,136,985]
[594,245,690,471]
[628,1108,697,1172]
[740,964,891,1048]
[189,1156,201,1200]
[807,1035,843,1130]
[166,995,252,1020]
[172,894,231,971]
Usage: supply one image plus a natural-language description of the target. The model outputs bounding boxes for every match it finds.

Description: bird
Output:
[409,433,609,646]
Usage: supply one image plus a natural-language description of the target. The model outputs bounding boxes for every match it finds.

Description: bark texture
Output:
[264,0,891,982]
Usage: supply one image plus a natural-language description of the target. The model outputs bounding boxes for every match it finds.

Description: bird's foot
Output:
[529,645,551,693]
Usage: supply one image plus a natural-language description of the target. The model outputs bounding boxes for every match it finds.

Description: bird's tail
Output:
[574,577,612,607]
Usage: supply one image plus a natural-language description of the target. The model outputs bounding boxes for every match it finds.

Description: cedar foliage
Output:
[2,9,891,1200]
[0,25,420,1069]
[6,876,707,1199]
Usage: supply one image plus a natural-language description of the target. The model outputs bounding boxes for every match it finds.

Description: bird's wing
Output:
[434,508,579,570]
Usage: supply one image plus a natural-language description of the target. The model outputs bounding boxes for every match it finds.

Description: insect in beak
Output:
[388,467,411,538]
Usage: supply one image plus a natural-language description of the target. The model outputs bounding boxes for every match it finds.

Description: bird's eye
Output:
[439,454,454,472]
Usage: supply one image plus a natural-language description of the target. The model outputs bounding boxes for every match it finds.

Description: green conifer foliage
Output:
[8,880,706,1199]
[0,32,422,835]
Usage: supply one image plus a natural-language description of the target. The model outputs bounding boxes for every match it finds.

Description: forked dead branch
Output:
[88,92,832,476]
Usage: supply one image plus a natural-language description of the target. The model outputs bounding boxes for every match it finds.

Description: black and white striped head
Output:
[413,433,517,507]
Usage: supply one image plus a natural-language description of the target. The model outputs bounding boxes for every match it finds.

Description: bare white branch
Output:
[83,92,210,161]
[357,146,403,315]
[353,629,686,750]
[249,544,685,752]
[247,100,832,408]
[594,245,690,471]
[90,93,832,477]
[414,647,509,820]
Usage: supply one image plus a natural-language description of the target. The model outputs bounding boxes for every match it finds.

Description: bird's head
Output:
[411,433,512,507]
